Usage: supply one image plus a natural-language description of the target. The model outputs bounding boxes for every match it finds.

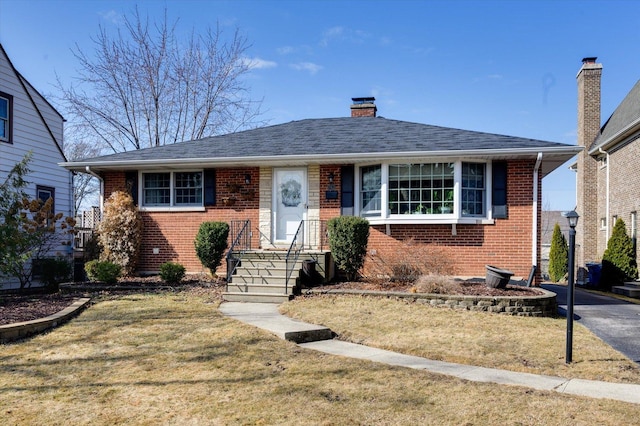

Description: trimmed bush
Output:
[85,260,122,284]
[194,221,229,274]
[548,223,568,283]
[160,262,186,285]
[601,218,638,288]
[327,216,370,281]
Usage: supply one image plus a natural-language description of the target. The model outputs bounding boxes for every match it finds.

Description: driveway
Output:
[543,284,640,363]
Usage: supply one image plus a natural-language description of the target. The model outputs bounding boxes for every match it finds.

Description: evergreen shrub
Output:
[548,223,568,283]
[85,260,122,284]
[601,218,638,288]
[327,216,370,281]
[160,262,186,285]
[194,222,229,274]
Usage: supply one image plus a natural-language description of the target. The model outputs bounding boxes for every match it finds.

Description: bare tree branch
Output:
[58,7,263,154]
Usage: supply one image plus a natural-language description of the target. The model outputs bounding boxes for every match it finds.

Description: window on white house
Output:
[461,163,486,217]
[389,163,454,214]
[36,185,55,226]
[0,93,11,143]
[142,171,203,207]
[360,165,382,217]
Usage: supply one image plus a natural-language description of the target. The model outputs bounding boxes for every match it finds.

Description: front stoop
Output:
[222,250,328,303]
[612,282,640,299]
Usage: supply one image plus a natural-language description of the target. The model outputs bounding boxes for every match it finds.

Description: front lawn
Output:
[0,289,637,424]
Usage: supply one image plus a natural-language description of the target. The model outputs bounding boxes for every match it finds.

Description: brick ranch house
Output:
[62,98,579,291]
[575,57,640,286]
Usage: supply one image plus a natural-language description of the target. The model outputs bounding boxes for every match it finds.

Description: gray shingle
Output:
[78,117,572,163]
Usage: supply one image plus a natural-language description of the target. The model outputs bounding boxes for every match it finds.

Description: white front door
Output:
[274,168,307,244]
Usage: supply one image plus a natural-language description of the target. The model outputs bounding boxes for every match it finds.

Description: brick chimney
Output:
[350,97,377,117]
[576,56,602,280]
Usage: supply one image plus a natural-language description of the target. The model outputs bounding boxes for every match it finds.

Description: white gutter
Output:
[85,166,105,212]
[59,146,582,172]
[532,152,543,269]
[599,148,610,239]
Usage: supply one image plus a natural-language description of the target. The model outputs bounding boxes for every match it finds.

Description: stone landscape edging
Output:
[0,298,91,343]
[305,287,557,317]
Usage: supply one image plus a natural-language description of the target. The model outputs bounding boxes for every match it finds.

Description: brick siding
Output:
[101,160,541,282]
[576,61,602,280]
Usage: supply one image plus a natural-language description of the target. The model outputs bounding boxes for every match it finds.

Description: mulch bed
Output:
[0,275,226,326]
[312,280,543,296]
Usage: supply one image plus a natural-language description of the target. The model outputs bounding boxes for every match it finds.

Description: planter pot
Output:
[485,265,514,289]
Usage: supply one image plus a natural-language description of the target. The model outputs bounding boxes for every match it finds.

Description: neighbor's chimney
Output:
[575,56,602,282]
[350,97,377,117]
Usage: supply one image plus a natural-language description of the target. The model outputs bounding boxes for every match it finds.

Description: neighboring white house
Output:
[0,43,73,288]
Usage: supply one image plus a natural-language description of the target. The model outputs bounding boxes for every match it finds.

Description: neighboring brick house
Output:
[0,44,73,288]
[575,58,640,283]
[62,97,579,286]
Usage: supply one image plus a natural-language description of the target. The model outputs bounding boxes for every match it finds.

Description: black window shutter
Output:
[204,169,216,206]
[125,171,138,205]
[341,166,354,215]
[492,161,507,219]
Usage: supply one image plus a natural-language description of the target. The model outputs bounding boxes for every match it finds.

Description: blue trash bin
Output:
[586,262,602,287]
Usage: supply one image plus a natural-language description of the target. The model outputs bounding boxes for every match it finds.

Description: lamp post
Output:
[563,210,579,363]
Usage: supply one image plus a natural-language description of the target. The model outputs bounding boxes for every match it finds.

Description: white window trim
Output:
[138,170,205,212]
[355,160,495,225]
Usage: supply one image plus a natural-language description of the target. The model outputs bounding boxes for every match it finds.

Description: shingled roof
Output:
[590,79,640,154]
[61,116,581,177]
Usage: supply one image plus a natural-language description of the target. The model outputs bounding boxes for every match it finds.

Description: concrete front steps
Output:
[222,250,329,303]
[612,281,640,299]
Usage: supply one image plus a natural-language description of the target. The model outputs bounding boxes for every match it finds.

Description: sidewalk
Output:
[219,301,640,405]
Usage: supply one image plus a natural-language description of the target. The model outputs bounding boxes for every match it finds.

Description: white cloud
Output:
[244,57,277,70]
[320,26,370,47]
[290,62,323,75]
[99,10,121,25]
[320,26,344,46]
[277,46,295,55]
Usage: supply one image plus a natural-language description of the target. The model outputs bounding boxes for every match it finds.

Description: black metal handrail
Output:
[285,220,305,293]
[226,219,251,282]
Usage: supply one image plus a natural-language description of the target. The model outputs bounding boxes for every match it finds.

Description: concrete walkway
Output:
[219,301,640,405]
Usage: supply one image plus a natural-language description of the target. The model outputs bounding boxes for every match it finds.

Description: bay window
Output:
[142,171,202,207]
[358,161,491,221]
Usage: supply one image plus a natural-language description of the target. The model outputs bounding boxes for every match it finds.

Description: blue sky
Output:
[2,0,640,211]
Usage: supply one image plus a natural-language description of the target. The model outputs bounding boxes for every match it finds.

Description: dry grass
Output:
[281,295,640,383]
[0,289,638,424]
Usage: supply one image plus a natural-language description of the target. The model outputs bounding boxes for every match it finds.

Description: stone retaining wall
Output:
[307,288,557,317]
[0,298,91,343]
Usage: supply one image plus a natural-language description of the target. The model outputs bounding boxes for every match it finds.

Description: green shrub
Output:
[548,223,568,283]
[38,257,72,291]
[327,216,370,281]
[601,218,638,288]
[85,260,121,284]
[160,262,186,285]
[194,221,229,274]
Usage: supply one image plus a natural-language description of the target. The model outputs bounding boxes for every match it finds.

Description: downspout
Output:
[599,148,610,240]
[85,166,104,213]
[532,153,543,271]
